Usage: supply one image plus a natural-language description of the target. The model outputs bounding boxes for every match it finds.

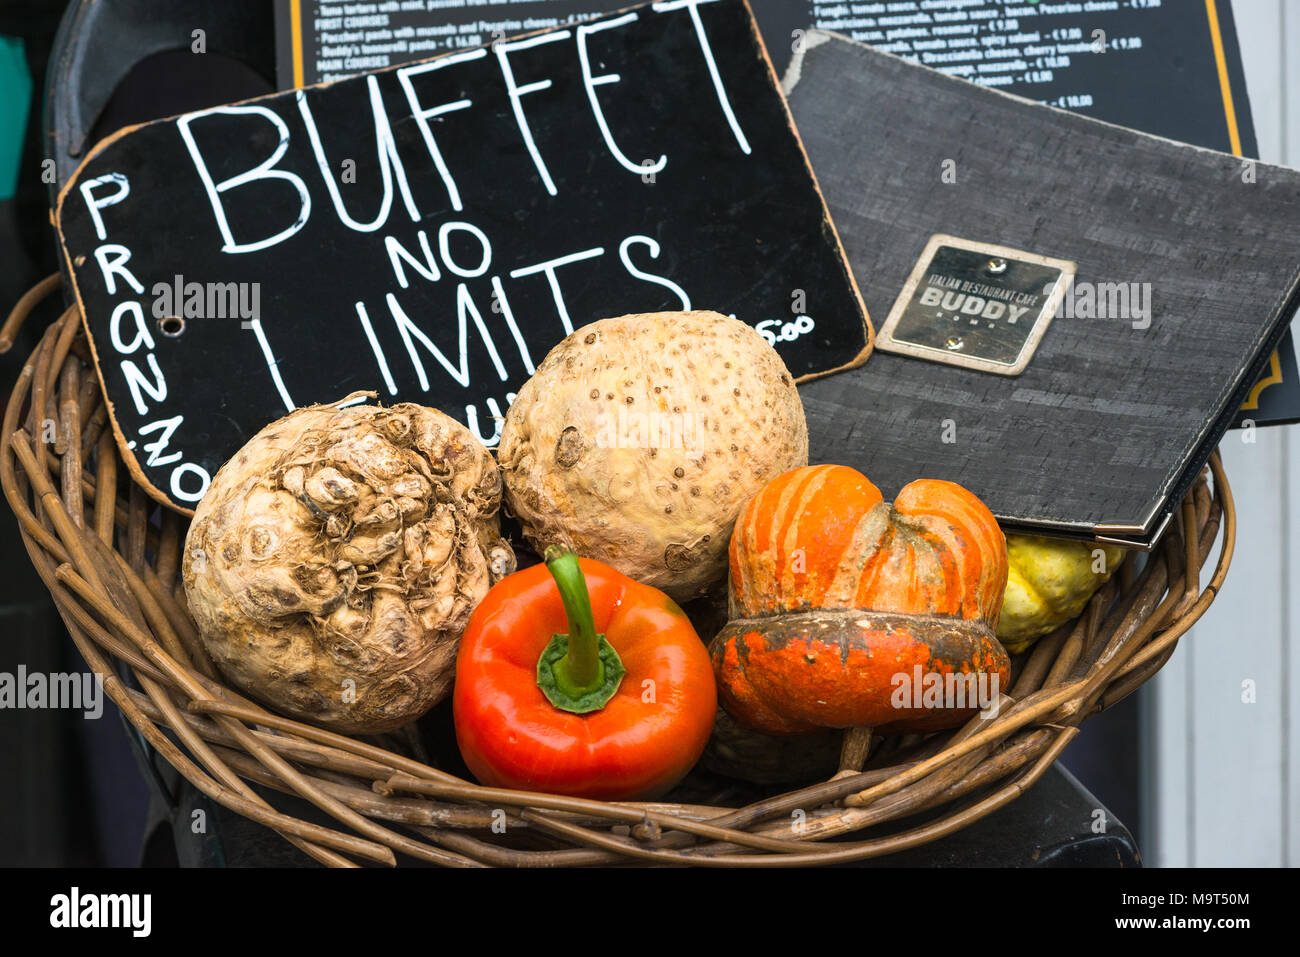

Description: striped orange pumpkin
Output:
[712,465,1010,736]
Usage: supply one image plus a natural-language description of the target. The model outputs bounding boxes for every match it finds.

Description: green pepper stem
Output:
[544,545,602,697]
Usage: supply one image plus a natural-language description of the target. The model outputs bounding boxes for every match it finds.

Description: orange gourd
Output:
[711,465,1010,742]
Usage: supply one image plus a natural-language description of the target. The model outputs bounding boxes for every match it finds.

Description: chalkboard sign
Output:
[56,0,870,513]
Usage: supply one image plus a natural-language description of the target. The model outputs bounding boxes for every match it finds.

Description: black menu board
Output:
[276,0,1300,425]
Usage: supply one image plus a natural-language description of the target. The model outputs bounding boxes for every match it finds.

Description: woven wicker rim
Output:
[0,277,1235,867]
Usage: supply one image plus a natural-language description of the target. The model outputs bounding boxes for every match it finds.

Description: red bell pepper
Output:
[453,546,716,801]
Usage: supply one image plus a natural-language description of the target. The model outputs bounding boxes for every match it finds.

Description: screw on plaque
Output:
[945,335,965,350]
[986,258,1008,275]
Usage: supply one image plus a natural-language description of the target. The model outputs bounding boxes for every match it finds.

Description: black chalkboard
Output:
[56,0,869,512]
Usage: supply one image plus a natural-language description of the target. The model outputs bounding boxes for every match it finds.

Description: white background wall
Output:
[1145,0,1300,868]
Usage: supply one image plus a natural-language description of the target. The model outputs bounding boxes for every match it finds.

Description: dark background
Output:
[0,0,1276,865]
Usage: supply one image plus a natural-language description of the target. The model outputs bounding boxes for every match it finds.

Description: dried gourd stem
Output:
[0,272,60,352]
[833,726,874,778]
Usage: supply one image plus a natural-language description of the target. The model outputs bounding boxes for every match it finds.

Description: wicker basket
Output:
[0,279,1234,867]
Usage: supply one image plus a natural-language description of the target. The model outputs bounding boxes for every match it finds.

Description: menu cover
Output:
[787,32,1300,547]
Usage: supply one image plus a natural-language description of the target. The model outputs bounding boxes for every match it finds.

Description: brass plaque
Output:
[876,235,1076,375]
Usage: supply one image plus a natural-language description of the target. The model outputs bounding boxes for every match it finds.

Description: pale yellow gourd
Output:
[997,536,1126,653]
